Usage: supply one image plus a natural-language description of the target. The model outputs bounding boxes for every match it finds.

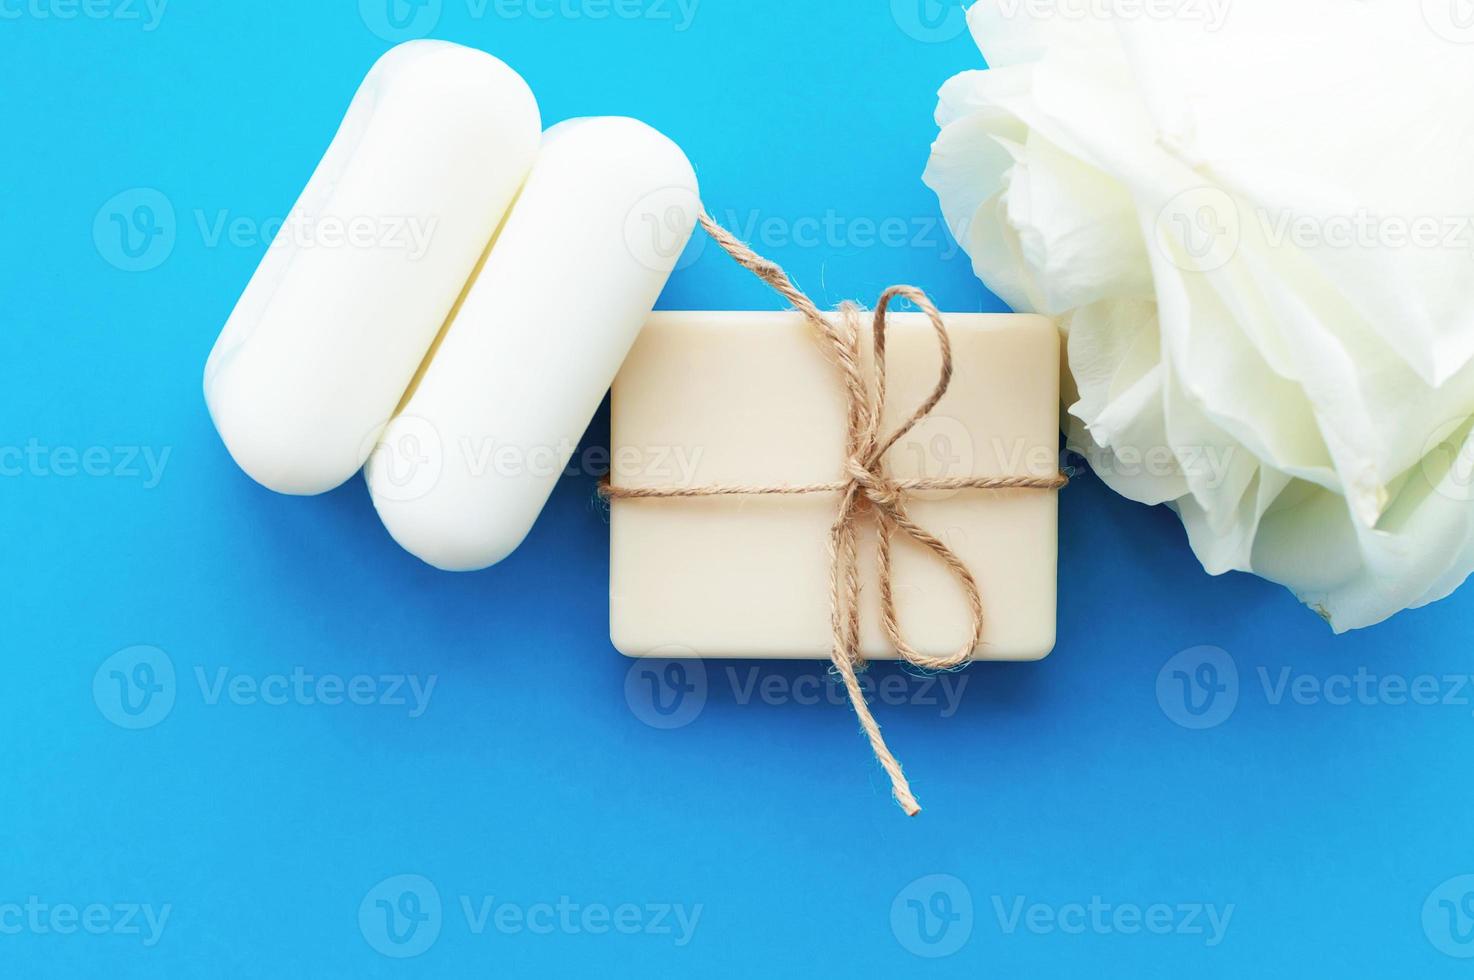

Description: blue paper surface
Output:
[2,1,1473,975]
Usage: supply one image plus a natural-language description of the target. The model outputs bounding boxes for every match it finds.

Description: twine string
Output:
[603,211,1067,816]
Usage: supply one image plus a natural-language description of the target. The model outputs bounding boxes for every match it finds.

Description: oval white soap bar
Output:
[367,116,699,570]
[204,40,541,495]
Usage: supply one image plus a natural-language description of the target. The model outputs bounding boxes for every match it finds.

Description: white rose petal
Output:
[925,0,1474,630]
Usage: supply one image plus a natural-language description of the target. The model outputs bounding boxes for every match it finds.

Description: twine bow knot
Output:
[603,212,1067,816]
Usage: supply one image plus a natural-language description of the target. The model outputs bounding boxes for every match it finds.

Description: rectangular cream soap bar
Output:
[609,310,1061,661]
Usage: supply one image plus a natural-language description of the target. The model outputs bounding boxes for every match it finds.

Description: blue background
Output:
[3,1,1473,976]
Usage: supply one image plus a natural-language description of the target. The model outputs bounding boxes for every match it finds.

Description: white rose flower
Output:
[923,0,1474,630]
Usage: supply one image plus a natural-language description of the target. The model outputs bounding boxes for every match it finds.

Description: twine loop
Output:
[603,211,1067,816]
